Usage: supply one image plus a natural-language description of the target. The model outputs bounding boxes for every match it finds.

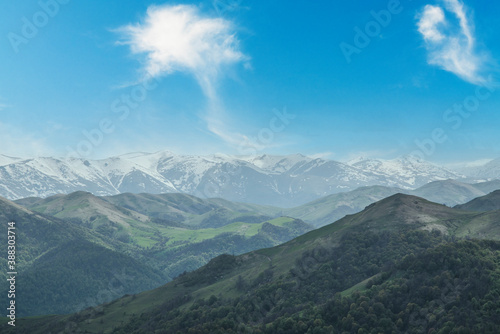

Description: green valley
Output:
[2,192,312,317]
[8,193,500,333]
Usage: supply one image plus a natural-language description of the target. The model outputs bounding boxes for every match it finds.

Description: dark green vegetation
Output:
[19,239,165,316]
[2,192,312,317]
[10,193,500,333]
[0,196,163,316]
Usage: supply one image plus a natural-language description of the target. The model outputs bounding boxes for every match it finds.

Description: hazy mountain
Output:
[469,179,500,193]
[284,185,404,227]
[13,194,500,333]
[410,179,487,207]
[283,180,500,228]
[0,152,468,207]
[348,155,463,188]
[452,157,500,179]
[455,190,500,212]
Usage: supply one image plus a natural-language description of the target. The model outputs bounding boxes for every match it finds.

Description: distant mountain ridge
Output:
[0,152,470,206]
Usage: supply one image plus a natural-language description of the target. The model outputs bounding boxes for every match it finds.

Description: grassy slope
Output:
[9,188,500,331]
[102,193,282,223]
[283,180,500,228]
[455,190,500,212]
[14,193,500,333]
[16,192,287,249]
[0,197,164,317]
[5,191,313,319]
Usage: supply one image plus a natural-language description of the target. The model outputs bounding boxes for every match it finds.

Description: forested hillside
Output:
[1,193,311,317]
[9,194,500,333]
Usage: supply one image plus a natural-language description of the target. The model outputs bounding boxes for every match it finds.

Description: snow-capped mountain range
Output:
[0,151,493,207]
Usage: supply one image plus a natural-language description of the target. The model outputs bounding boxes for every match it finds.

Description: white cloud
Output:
[418,5,446,42]
[117,4,249,146]
[417,0,491,85]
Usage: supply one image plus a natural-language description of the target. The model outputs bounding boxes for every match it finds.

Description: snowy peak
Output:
[0,154,22,166]
[452,158,500,180]
[0,152,491,207]
[349,156,464,187]
[239,154,312,174]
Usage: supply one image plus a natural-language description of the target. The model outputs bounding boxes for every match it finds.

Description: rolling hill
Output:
[6,192,312,317]
[455,190,500,212]
[0,196,164,317]
[10,194,500,333]
[282,179,500,228]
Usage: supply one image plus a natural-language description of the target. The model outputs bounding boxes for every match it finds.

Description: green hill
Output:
[10,194,500,333]
[15,191,312,281]
[101,192,282,227]
[15,191,155,244]
[0,196,162,317]
[282,180,500,228]
[455,190,500,212]
[17,239,165,316]
[4,192,312,317]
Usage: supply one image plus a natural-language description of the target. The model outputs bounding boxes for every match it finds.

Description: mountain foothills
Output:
[0,192,312,317]
[284,179,500,227]
[1,176,499,317]
[1,152,492,207]
[0,196,166,316]
[9,192,500,333]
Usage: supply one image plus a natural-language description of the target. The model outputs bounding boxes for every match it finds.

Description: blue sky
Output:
[1,0,500,163]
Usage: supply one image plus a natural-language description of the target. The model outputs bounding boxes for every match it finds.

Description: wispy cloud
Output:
[417,0,492,85]
[116,4,249,146]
